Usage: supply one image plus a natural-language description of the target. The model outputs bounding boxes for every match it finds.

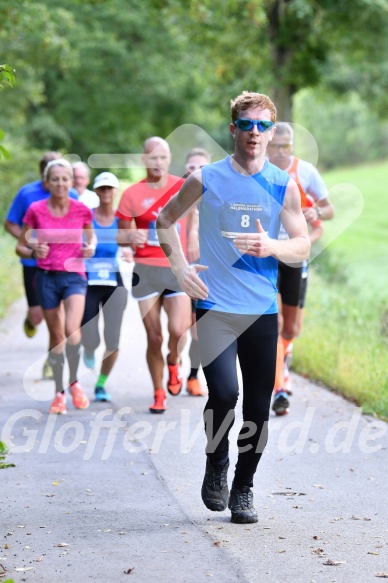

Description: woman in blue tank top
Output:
[81,172,130,402]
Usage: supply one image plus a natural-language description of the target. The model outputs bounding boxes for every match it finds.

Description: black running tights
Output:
[196,309,278,488]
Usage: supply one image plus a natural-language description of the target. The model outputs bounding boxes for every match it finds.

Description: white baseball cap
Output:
[93,172,119,189]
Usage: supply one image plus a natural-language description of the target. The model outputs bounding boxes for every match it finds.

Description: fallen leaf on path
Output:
[124,567,134,574]
[323,559,345,566]
[277,550,286,553]
[312,536,321,540]
[375,573,388,578]
[15,567,33,571]
[35,556,44,562]
[368,552,380,555]
[312,548,325,556]
[52,481,59,486]
[351,515,361,520]
[272,492,306,496]
[3,545,9,550]
[213,541,221,546]
[56,543,70,547]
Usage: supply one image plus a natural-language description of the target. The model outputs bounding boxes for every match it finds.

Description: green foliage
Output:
[294,89,388,169]
[0,128,10,161]
[0,232,23,319]
[0,65,16,160]
[0,64,15,91]
[0,440,15,469]
[1,0,388,216]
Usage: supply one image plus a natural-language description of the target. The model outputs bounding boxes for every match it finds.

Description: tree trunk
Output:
[271,83,293,122]
[266,0,295,121]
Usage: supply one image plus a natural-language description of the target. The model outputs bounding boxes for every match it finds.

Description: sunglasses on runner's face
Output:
[234,119,274,132]
[185,163,207,172]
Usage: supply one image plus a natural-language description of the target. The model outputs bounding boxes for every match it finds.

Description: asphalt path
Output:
[0,270,387,582]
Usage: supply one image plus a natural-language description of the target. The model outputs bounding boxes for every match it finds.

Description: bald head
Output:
[142,136,171,183]
[143,136,170,154]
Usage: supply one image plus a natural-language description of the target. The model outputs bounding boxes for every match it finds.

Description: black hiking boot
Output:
[228,486,258,524]
[201,458,229,511]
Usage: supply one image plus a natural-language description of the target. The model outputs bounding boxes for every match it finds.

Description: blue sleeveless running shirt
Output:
[196,156,289,315]
[85,216,120,286]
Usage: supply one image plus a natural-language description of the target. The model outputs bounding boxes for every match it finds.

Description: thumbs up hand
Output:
[255,219,265,233]
[233,219,273,258]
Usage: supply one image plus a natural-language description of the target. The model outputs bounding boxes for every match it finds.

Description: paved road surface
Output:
[0,287,387,582]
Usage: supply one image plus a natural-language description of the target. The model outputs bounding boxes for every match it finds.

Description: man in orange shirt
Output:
[117,137,191,413]
[267,122,334,414]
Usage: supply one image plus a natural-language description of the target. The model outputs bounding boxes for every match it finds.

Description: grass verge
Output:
[294,269,388,420]
[0,232,23,319]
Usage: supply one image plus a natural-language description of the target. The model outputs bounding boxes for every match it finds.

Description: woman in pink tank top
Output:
[16,159,96,415]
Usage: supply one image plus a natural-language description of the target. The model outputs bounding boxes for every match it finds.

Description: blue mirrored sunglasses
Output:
[234,118,274,132]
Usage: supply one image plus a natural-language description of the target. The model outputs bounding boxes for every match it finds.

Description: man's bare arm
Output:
[4,219,21,240]
[157,170,208,300]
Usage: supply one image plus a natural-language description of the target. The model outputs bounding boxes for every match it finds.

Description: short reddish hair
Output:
[230,91,277,123]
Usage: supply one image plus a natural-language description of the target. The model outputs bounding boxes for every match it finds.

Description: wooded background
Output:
[2,0,388,217]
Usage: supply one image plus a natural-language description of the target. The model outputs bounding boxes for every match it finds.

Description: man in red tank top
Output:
[117,137,191,413]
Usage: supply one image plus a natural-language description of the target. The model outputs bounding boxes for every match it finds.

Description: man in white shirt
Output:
[72,162,100,209]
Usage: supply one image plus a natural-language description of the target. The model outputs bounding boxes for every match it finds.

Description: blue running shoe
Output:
[95,386,111,402]
[83,350,96,369]
[272,391,289,416]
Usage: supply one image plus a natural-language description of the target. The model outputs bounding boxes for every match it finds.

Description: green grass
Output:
[294,271,388,419]
[293,160,388,419]
[0,232,23,319]
[320,161,388,297]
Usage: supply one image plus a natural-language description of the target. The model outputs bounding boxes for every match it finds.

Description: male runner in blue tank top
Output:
[157,91,310,524]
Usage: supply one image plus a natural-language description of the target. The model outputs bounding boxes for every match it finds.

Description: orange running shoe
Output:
[187,377,207,397]
[69,382,90,409]
[49,392,67,415]
[149,389,167,414]
[167,357,183,396]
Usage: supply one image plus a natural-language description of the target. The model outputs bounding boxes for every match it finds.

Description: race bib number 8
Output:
[220,201,272,238]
